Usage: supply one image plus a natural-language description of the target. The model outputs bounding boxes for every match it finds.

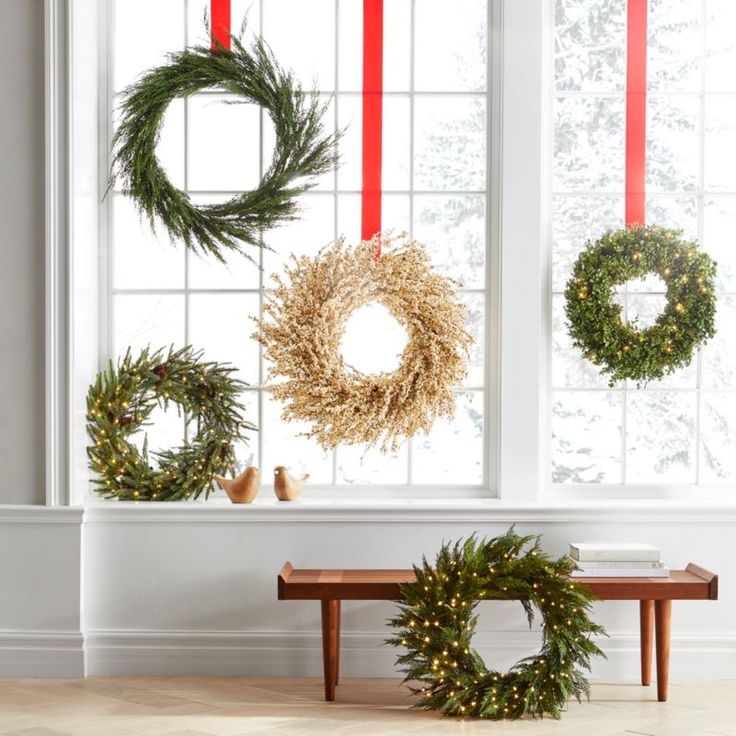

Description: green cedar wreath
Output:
[388,529,605,720]
[565,225,717,386]
[86,346,255,501]
[110,29,338,263]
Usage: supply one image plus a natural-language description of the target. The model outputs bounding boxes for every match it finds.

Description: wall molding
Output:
[0,631,84,678]
[84,629,736,680]
[83,500,736,525]
[0,505,84,524]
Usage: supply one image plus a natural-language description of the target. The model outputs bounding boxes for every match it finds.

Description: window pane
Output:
[704,97,736,192]
[262,195,336,287]
[626,392,697,484]
[553,96,625,192]
[187,96,261,192]
[701,393,736,482]
[262,395,333,485]
[188,293,261,385]
[703,198,736,291]
[551,391,623,484]
[187,246,261,291]
[647,0,702,93]
[414,97,486,191]
[262,0,335,89]
[554,0,626,92]
[337,193,410,242]
[414,0,487,92]
[460,293,485,388]
[705,0,736,93]
[114,295,185,357]
[411,392,484,485]
[413,195,486,289]
[130,404,185,460]
[337,96,410,191]
[336,443,408,485]
[338,0,411,93]
[112,196,185,290]
[646,197,698,239]
[646,96,699,193]
[114,0,184,92]
[552,195,624,292]
[701,296,736,390]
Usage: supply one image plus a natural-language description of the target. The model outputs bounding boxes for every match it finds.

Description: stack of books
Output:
[569,542,669,578]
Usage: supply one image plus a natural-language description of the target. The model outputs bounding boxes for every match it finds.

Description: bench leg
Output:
[321,599,339,701]
[640,600,654,686]
[654,599,672,702]
[334,600,341,686]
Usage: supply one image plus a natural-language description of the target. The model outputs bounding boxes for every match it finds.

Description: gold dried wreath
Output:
[254,236,473,452]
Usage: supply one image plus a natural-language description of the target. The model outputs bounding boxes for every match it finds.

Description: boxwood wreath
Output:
[565,225,717,386]
[254,235,473,452]
[86,346,255,501]
[387,529,606,720]
[109,28,338,263]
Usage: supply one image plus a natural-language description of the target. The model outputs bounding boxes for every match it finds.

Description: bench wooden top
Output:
[278,562,717,601]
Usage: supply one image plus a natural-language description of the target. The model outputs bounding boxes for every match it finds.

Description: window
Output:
[105,0,491,496]
[551,0,736,488]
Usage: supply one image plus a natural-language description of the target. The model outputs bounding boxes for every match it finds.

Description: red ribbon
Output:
[211,0,231,51]
[361,0,384,255]
[625,0,647,227]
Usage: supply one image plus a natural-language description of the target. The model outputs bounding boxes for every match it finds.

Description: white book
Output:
[569,543,661,563]
[571,566,670,578]
[569,559,664,569]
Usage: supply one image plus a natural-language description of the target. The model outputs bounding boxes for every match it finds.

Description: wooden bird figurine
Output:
[213,466,260,504]
[274,466,309,501]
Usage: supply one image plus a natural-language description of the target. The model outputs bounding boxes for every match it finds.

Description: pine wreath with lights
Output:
[387,529,605,720]
[253,235,473,452]
[109,26,338,263]
[86,346,255,501]
[565,225,717,386]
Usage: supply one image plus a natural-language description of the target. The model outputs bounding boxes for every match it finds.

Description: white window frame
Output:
[51,0,729,508]
[99,0,497,500]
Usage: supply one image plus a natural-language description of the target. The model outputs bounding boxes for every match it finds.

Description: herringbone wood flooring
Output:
[0,678,734,736]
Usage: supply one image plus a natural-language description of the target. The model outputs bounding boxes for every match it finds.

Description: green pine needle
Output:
[564,225,717,386]
[86,345,256,501]
[109,26,340,263]
[386,528,607,720]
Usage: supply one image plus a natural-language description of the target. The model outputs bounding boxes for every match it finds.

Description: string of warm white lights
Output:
[387,529,605,720]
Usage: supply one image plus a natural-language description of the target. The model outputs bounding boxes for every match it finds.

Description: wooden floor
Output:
[0,678,734,736]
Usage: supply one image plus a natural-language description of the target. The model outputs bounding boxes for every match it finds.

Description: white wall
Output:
[0,507,84,676]
[1,503,734,680]
[0,0,46,506]
[74,503,736,680]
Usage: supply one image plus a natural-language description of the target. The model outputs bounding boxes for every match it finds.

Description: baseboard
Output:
[0,631,85,678]
[4,628,733,679]
[84,629,736,679]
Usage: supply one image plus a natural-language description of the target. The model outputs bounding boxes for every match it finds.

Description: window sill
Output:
[80,497,736,524]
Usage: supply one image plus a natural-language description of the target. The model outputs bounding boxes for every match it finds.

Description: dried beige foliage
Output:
[253,235,473,452]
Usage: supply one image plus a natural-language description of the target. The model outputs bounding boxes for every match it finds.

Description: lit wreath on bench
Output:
[564,225,717,386]
[254,235,473,452]
[388,528,605,720]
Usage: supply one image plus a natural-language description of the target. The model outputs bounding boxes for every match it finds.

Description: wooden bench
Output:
[278,562,718,703]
